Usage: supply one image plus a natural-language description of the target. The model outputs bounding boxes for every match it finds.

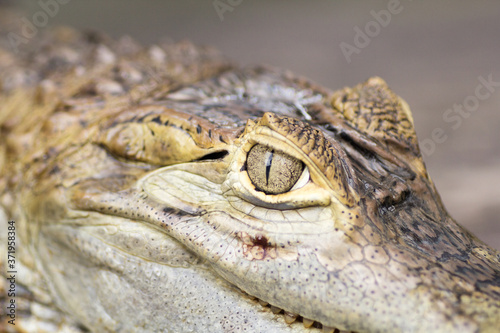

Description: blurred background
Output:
[3,0,500,250]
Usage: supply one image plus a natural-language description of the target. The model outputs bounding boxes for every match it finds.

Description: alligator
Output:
[0,25,499,333]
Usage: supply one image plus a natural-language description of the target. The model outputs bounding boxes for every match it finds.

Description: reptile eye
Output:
[247,144,304,194]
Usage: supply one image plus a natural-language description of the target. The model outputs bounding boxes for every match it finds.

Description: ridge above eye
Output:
[246,144,304,194]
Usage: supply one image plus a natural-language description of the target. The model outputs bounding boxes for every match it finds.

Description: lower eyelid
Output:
[289,166,310,191]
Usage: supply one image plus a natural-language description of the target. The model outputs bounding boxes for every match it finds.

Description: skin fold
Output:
[0,26,499,333]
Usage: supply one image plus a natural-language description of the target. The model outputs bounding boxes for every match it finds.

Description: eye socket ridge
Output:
[246,144,306,195]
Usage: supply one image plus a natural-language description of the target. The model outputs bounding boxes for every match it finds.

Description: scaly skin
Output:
[1,27,499,333]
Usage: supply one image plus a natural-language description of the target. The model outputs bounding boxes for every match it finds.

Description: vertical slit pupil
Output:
[265,150,274,186]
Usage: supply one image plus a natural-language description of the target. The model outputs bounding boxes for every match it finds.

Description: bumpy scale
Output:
[0,24,499,333]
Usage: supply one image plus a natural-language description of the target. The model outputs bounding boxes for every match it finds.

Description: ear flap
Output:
[325,77,430,179]
[330,77,419,156]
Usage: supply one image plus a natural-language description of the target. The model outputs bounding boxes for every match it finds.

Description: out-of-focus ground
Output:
[4,0,500,250]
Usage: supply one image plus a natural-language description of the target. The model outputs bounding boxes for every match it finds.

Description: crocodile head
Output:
[2,32,499,333]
